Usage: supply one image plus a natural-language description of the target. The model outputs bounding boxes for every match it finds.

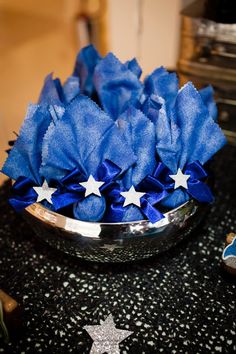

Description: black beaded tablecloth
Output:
[0,145,236,354]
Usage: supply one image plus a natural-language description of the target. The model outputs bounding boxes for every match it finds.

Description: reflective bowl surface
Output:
[22,200,207,262]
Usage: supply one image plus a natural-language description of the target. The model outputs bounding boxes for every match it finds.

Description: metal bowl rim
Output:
[25,199,196,228]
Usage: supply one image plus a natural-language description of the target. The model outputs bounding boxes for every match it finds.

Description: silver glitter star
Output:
[169,168,190,190]
[84,314,133,354]
[120,186,145,208]
[79,175,105,197]
[100,244,122,252]
[33,180,56,204]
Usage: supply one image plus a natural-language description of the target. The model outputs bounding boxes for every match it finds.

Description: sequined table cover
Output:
[0,145,236,354]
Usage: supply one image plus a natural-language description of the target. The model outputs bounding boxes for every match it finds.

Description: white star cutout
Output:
[33,180,57,204]
[169,168,191,190]
[84,314,133,354]
[120,186,145,208]
[79,175,105,197]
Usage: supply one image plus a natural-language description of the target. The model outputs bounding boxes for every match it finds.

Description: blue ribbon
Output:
[9,177,38,212]
[104,183,168,224]
[141,161,214,203]
[9,177,58,212]
[9,160,212,222]
[52,159,122,210]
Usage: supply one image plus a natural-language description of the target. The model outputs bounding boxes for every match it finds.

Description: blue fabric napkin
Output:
[38,73,80,106]
[156,82,226,208]
[2,104,51,185]
[93,53,143,120]
[199,85,218,122]
[73,45,101,96]
[143,67,179,112]
[41,95,136,221]
[105,107,158,222]
[2,72,80,185]
[124,58,142,79]
[118,107,156,187]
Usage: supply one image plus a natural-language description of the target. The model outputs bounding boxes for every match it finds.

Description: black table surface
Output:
[0,145,236,354]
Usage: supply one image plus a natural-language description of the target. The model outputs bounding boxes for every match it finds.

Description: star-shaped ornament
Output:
[84,314,133,354]
[120,186,145,208]
[33,180,57,204]
[79,175,105,197]
[169,168,191,190]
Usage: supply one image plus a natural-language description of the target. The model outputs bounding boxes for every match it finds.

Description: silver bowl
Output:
[22,199,207,262]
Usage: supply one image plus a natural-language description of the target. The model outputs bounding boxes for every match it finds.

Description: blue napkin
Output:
[2,104,51,185]
[105,107,157,222]
[143,67,179,112]
[177,82,226,167]
[118,107,156,187]
[143,67,217,121]
[93,53,143,120]
[38,74,63,106]
[199,85,218,122]
[124,58,142,79]
[2,71,80,184]
[157,82,226,208]
[73,45,101,96]
[38,73,80,106]
[41,95,136,221]
[63,76,80,104]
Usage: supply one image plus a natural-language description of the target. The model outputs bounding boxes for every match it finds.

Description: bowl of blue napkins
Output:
[1,45,226,262]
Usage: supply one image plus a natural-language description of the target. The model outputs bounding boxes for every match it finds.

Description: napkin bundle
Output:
[1,45,226,223]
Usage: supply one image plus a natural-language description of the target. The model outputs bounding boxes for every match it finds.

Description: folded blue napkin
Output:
[73,45,101,96]
[2,104,50,185]
[93,53,143,119]
[2,72,80,184]
[154,82,226,208]
[39,73,80,106]
[41,95,136,221]
[143,67,179,112]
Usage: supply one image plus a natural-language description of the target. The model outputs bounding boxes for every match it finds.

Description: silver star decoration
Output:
[84,314,133,354]
[169,168,191,190]
[79,175,105,197]
[33,180,56,204]
[120,186,145,208]
[100,244,122,252]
